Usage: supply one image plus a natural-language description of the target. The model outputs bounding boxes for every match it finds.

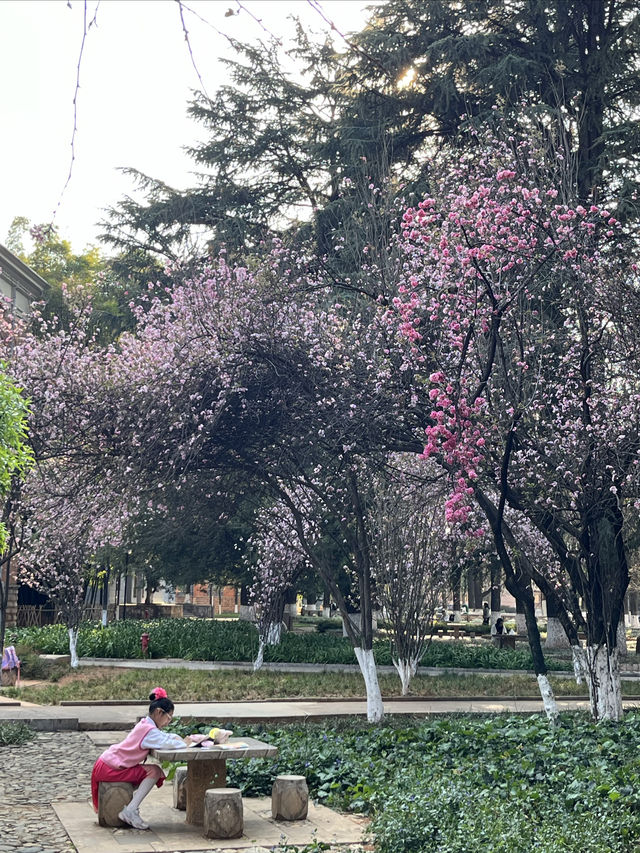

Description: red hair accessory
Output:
[152,687,168,699]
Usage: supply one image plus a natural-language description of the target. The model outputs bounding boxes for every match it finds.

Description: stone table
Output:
[150,736,277,826]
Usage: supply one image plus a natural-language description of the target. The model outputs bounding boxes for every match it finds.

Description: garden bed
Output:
[7,619,572,671]
[165,712,640,853]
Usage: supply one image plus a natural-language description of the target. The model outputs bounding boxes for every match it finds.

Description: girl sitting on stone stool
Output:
[91,686,196,830]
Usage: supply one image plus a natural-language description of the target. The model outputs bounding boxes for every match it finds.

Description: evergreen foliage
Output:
[102,0,640,263]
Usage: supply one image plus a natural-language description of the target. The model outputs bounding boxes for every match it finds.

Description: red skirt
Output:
[91,758,165,811]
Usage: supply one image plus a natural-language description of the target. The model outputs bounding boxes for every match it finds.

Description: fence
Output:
[16,605,60,628]
[16,602,221,628]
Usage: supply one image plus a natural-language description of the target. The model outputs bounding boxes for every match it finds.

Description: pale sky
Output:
[0,0,372,253]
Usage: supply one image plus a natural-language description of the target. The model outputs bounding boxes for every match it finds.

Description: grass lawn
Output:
[5,664,640,704]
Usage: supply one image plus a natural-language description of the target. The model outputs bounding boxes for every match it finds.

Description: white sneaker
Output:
[118,804,149,830]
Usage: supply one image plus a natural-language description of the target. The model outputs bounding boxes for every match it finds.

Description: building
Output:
[0,243,47,319]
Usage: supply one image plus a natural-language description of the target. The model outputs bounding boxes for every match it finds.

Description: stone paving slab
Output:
[53,787,367,853]
[5,696,640,732]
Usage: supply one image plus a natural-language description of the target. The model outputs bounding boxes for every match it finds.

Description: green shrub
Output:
[7,620,570,671]
[165,713,640,853]
[0,721,34,746]
[14,644,53,679]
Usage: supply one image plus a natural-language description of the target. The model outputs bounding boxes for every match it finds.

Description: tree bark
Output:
[545,595,570,649]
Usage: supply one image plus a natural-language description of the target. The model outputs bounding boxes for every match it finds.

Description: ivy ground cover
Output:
[171,713,640,853]
[8,618,570,671]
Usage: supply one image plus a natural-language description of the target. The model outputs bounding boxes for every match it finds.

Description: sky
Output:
[0,0,373,254]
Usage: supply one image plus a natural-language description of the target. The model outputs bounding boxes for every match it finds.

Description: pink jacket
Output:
[100,719,156,770]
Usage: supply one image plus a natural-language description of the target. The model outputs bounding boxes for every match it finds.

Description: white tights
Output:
[130,773,159,810]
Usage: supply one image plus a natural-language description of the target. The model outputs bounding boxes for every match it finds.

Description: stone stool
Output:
[271,774,309,821]
[203,788,243,839]
[173,766,187,810]
[98,781,133,827]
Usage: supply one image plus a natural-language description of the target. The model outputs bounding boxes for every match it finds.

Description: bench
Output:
[272,774,309,821]
[492,634,516,650]
[203,788,243,839]
[97,781,133,827]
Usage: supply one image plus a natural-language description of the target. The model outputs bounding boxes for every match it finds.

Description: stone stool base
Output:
[98,781,133,827]
[173,766,187,810]
[271,774,309,821]
[203,788,243,839]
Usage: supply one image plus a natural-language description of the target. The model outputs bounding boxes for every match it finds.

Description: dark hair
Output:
[149,690,174,715]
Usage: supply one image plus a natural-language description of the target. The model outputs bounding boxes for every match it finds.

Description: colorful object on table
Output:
[209,727,232,744]
[187,734,209,745]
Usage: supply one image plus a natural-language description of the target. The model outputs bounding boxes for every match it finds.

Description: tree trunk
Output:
[617,621,627,658]
[515,595,527,634]
[68,627,79,668]
[489,556,501,617]
[322,589,331,618]
[451,562,462,622]
[354,647,384,721]
[393,657,418,696]
[573,644,623,721]
[545,595,570,649]
[253,637,265,671]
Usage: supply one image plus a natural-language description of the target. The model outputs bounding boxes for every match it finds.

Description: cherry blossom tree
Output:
[18,509,91,668]
[395,127,640,720]
[245,501,310,670]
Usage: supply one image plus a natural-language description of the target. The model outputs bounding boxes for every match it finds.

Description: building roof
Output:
[0,243,48,301]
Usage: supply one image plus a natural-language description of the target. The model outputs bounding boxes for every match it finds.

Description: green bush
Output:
[14,644,54,679]
[166,713,640,853]
[7,619,570,671]
[0,721,34,746]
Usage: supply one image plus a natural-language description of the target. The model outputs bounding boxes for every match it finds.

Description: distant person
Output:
[482,602,490,625]
[494,617,505,635]
[91,687,197,830]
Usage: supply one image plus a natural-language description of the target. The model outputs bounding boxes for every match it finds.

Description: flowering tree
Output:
[18,512,91,668]
[245,499,310,670]
[395,128,639,720]
[369,455,451,694]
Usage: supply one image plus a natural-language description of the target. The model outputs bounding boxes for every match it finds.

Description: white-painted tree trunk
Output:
[452,609,462,623]
[393,657,418,696]
[354,647,384,722]
[617,622,628,657]
[265,621,282,645]
[490,611,500,629]
[537,674,559,722]
[253,638,265,671]
[515,613,527,634]
[239,604,255,621]
[68,627,79,669]
[545,617,570,649]
[573,645,623,721]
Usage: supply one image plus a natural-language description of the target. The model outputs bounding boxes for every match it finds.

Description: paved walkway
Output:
[0,728,367,853]
[2,656,640,729]
[2,658,640,853]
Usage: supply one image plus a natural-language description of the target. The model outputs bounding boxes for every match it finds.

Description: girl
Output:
[91,686,195,830]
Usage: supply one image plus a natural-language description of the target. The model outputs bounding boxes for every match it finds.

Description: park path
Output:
[2,655,640,729]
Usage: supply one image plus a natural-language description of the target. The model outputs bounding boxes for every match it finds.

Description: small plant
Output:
[0,721,34,746]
